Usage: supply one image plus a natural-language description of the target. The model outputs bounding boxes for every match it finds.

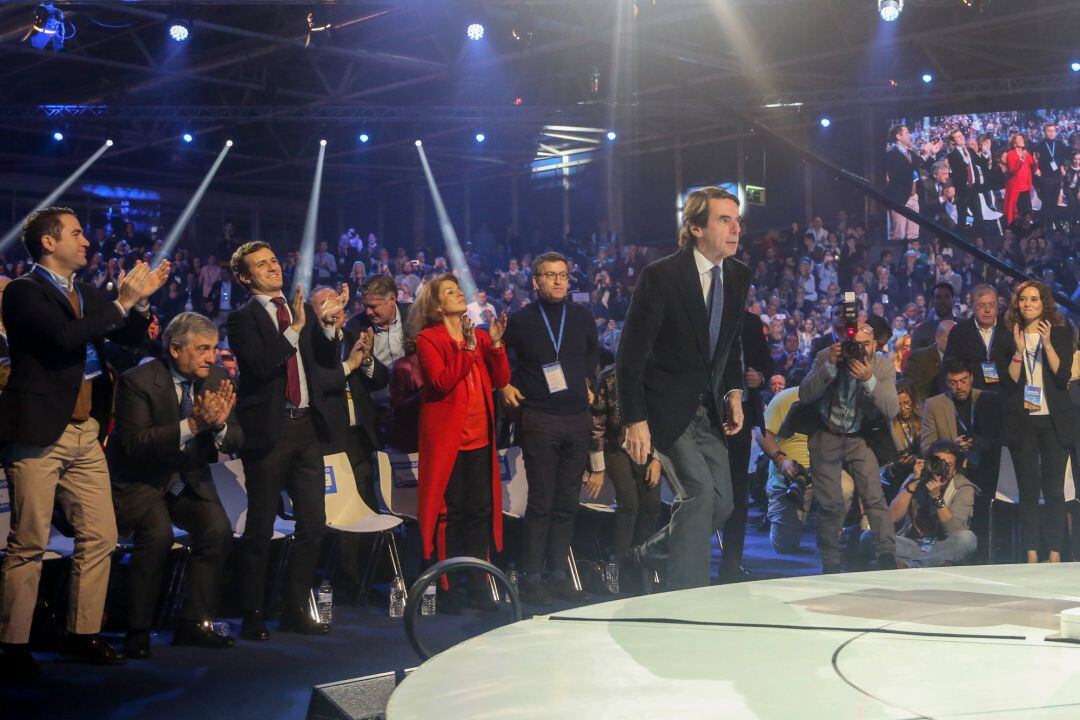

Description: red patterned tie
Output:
[271,297,302,407]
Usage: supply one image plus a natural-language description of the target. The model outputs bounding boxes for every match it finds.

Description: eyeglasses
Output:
[538,272,569,281]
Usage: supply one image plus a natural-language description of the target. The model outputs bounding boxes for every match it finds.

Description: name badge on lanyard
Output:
[981,326,998,383]
[1048,142,1058,172]
[84,343,103,381]
[1023,336,1043,413]
[540,302,568,395]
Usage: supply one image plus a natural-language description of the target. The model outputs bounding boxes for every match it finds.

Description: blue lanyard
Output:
[539,302,566,360]
[981,325,995,362]
[1023,333,1042,380]
[33,264,82,313]
[1045,141,1056,162]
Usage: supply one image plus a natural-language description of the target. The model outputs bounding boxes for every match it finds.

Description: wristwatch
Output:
[933,496,946,509]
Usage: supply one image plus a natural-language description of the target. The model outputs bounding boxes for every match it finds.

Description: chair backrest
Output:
[323,452,378,526]
[500,447,528,518]
[0,468,10,553]
[994,446,1075,504]
[375,450,419,521]
[210,459,250,535]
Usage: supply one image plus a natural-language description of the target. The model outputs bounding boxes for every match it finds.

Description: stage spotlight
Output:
[606,130,618,141]
[466,23,484,41]
[819,117,831,128]
[921,73,933,84]
[878,0,903,22]
[320,139,328,147]
[1071,62,1080,73]
[168,18,190,43]
[415,139,423,147]
[225,139,234,147]
[475,132,486,143]
[182,132,194,144]
[359,133,370,143]
[52,130,64,142]
[106,139,114,147]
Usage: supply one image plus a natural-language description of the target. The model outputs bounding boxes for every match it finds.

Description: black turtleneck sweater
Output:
[503,299,599,415]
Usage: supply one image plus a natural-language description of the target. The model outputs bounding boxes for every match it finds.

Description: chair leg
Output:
[384,532,407,601]
[566,546,582,592]
[359,532,386,602]
[988,499,996,565]
[155,548,189,631]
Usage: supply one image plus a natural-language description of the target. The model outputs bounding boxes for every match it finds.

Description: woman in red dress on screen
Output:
[1001,133,1039,226]
[412,273,510,611]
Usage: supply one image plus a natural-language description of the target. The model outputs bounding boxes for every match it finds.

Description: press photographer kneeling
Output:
[863,440,977,568]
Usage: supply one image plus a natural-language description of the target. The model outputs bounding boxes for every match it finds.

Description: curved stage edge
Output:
[387,564,1080,719]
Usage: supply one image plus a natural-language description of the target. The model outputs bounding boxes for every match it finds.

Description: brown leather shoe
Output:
[61,634,127,665]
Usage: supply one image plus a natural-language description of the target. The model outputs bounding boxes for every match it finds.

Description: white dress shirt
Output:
[977,322,995,356]
[253,292,335,409]
[37,263,147,317]
[693,248,723,306]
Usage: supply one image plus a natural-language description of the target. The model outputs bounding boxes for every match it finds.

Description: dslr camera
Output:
[779,462,814,508]
[839,291,865,365]
[916,454,950,489]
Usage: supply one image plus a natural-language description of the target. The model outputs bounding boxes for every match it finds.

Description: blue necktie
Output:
[168,381,194,497]
[707,265,724,359]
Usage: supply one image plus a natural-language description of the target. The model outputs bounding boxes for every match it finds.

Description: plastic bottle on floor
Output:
[421,585,437,616]
[389,577,406,618]
[604,559,620,594]
[316,579,333,625]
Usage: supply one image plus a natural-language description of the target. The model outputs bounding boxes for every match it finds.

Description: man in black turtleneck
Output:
[500,251,599,606]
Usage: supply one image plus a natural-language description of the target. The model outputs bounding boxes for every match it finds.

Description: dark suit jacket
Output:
[0,270,151,447]
[226,295,341,450]
[947,147,975,194]
[740,311,774,432]
[917,177,956,229]
[884,146,921,205]
[996,324,1075,449]
[107,360,243,507]
[315,325,389,454]
[902,345,945,405]
[943,317,1013,389]
[1035,138,1069,177]
[617,247,750,452]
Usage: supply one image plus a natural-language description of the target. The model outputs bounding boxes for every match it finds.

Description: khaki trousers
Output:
[0,418,117,644]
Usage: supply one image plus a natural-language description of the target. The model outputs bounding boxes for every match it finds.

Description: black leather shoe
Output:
[173,620,235,649]
[822,562,844,575]
[520,579,553,607]
[624,546,657,593]
[241,611,270,641]
[124,631,152,660]
[548,577,590,603]
[61,634,127,665]
[0,643,42,681]
[467,585,500,612]
[278,606,330,635]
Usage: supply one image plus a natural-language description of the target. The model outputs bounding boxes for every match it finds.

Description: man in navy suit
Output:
[619,187,751,590]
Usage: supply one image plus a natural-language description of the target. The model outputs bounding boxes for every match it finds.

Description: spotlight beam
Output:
[0,139,113,253]
[153,141,233,266]
[293,140,328,295]
[415,143,476,301]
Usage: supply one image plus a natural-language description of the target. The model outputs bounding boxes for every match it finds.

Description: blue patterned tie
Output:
[167,381,194,497]
[707,265,724,359]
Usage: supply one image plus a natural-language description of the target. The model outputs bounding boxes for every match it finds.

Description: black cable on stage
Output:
[547,614,1080,644]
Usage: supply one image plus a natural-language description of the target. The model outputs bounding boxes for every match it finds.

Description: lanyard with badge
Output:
[34,265,103,381]
[1046,141,1058,172]
[1023,334,1043,412]
[539,302,569,394]
[980,325,999,383]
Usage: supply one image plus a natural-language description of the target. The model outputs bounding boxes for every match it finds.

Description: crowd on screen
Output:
[0,151,1079,678]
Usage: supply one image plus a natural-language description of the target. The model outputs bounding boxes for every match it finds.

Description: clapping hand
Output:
[488,313,508,345]
[289,285,307,333]
[461,315,477,349]
[320,284,350,327]
[117,260,172,311]
[1035,318,1052,345]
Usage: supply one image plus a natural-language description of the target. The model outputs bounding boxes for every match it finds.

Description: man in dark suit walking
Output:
[619,186,751,590]
[0,207,165,677]
[226,242,347,639]
[109,312,242,658]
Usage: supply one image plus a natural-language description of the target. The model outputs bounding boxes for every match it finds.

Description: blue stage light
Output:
[52,130,64,141]
[359,133,370,143]
[819,117,831,128]
[466,23,484,41]
[168,20,190,42]
[475,132,486,143]
[878,0,902,22]
[606,130,617,141]
[1071,62,1080,73]
[182,132,193,143]
[921,73,933,84]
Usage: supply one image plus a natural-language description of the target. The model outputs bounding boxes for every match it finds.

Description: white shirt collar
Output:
[35,263,75,291]
[253,291,286,308]
[693,248,723,276]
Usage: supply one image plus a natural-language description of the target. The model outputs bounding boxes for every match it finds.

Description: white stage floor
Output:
[387,564,1080,719]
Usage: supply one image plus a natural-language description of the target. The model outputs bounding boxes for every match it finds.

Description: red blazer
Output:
[415,323,511,560]
[1004,149,1037,192]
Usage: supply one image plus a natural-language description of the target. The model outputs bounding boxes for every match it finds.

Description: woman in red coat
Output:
[1001,133,1039,226]
[412,273,510,610]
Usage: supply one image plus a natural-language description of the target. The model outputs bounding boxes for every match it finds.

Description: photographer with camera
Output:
[757,386,854,554]
[866,440,977,568]
[799,299,900,573]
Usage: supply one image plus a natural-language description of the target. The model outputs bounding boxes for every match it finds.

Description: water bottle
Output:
[388,577,406,619]
[316,579,333,625]
[604,559,620,594]
[421,585,437,616]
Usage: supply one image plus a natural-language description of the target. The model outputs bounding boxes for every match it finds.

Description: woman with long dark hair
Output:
[412,274,510,610]
[1000,280,1076,563]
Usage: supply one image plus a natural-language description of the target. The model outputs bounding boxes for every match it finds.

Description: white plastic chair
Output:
[375,450,419,522]
[500,447,528,519]
[989,446,1075,562]
[323,452,406,604]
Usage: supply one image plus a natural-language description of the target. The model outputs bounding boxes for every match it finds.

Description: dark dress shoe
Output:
[548,577,589,603]
[241,611,270,641]
[278,607,330,635]
[623,547,657,593]
[61,634,127,665]
[0,643,43,681]
[519,579,553,607]
[467,585,500,612]
[124,631,152,660]
[173,620,235,649]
